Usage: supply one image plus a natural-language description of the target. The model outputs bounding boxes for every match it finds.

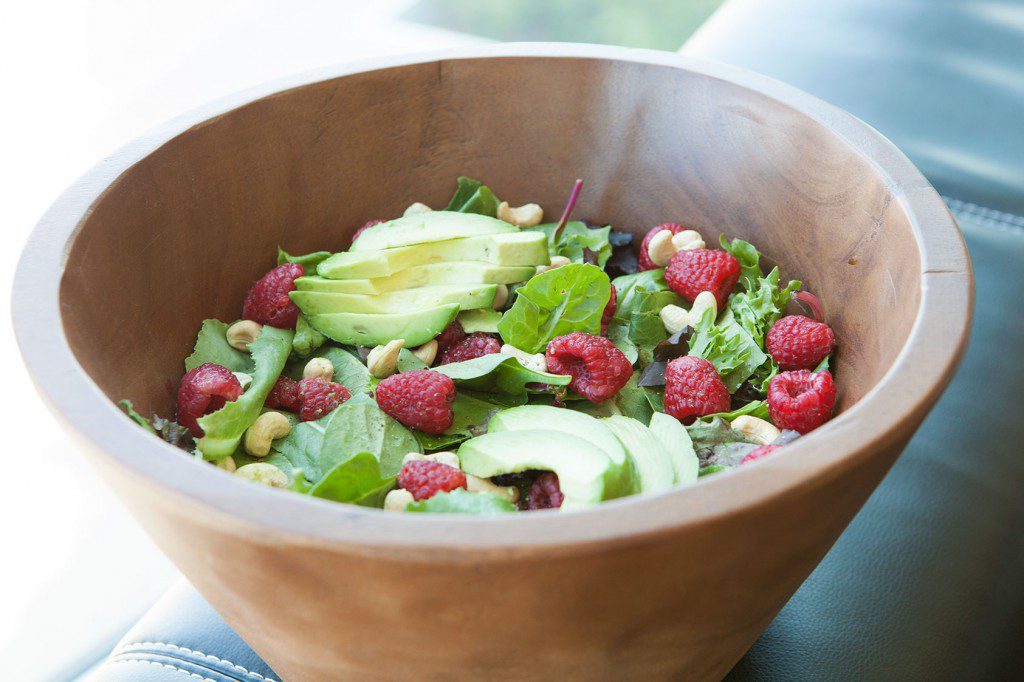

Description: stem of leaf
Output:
[552,179,583,243]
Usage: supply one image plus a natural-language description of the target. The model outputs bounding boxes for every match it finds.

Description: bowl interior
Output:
[58,56,919,422]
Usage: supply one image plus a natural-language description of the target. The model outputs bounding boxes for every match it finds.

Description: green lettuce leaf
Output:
[445,176,500,217]
[184,319,254,373]
[497,263,611,353]
[278,246,332,270]
[688,308,767,393]
[309,451,395,506]
[196,326,293,459]
[433,353,571,398]
[406,488,516,514]
[526,221,612,266]
[292,314,327,358]
[119,399,154,432]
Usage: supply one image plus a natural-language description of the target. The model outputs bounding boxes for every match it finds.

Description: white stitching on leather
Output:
[116,642,279,682]
[111,659,219,682]
[944,196,1024,235]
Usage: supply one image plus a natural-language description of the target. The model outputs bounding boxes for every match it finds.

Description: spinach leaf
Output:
[184,319,254,373]
[119,399,154,432]
[269,413,333,481]
[612,375,654,423]
[278,246,332,270]
[292,314,327,358]
[284,346,373,396]
[688,308,767,393]
[319,395,421,478]
[416,390,516,451]
[433,353,571,398]
[497,263,611,353]
[686,417,757,468]
[197,326,293,459]
[406,488,516,514]
[397,348,428,372]
[309,451,396,506]
[445,176,500,217]
[526,221,612,266]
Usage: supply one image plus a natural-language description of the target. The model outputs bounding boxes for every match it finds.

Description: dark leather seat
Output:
[89,1,1024,679]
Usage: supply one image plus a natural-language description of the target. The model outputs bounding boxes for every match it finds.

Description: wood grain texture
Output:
[12,44,971,680]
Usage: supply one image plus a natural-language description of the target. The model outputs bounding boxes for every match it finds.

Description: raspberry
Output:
[638,222,693,271]
[375,370,456,434]
[297,377,351,421]
[176,363,243,437]
[766,315,836,370]
[663,356,731,423]
[741,444,781,465]
[440,332,501,365]
[435,321,466,354]
[265,375,301,412]
[545,332,633,403]
[767,370,837,434]
[664,248,741,308]
[243,262,304,329]
[525,472,564,510]
[601,285,617,335]
[352,218,385,242]
[397,459,467,501]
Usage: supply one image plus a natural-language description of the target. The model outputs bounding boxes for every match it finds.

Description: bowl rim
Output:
[11,42,972,554]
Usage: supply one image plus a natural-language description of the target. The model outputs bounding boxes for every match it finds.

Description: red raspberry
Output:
[525,472,564,510]
[638,222,693,271]
[352,218,385,243]
[766,315,836,370]
[664,248,741,308]
[741,444,781,465]
[768,370,837,434]
[663,356,731,423]
[439,332,501,365]
[397,459,467,501]
[545,332,633,404]
[297,377,351,421]
[600,285,617,335]
[435,321,466,354]
[265,375,301,412]
[177,363,243,437]
[243,262,304,329]
[375,370,456,434]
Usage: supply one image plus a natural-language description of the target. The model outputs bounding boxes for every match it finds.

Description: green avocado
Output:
[648,413,699,485]
[318,231,548,280]
[306,303,459,347]
[290,284,496,316]
[294,263,535,295]
[601,416,675,494]
[457,429,617,509]
[350,211,517,251]
[487,405,636,497]
[456,308,502,333]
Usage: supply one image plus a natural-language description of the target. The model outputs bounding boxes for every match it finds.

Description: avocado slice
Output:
[350,211,517,251]
[306,303,459,347]
[487,405,636,497]
[294,263,535,295]
[457,429,618,509]
[601,416,675,494]
[457,309,502,333]
[318,232,548,280]
[648,413,699,485]
[291,284,496,316]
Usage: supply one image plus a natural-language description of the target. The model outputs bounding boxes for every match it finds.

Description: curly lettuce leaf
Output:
[720,234,764,292]
[278,246,332,270]
[445,176,500,217]
[497,263,611,353]
[185,319,254,373]
[433,353,571,398]
[196,326,293,459]
[119,399,154,432]
[527,221,612,266]
[309,451,395,507]
[687,308,767,393]
[406,488,516,514]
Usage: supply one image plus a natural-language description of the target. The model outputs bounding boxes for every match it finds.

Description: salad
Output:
[121,177,837,514]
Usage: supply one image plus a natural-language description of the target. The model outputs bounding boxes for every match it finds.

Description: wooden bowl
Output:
[12,44,971,680]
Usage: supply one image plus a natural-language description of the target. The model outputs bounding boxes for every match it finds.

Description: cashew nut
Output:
[466,474,520,504]
[492,283,510,311]
[500,344,548,373]
[671,229,705,251]
[402,451,461,469]
[497,201,544,228]
[216,456,237,473]
[647,229,677,267]
[536,255,571,275]
[367,339,405,378]
[659,291,719,334]
[235,462,288,488]
[243,411,292,457]
[412,339,438,367]
[384,488,415,511]
[226,320,262,351]
[731,416,782,445]
[404,202,431,217]
[303,357,334,381]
